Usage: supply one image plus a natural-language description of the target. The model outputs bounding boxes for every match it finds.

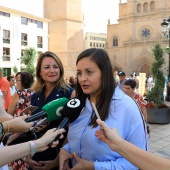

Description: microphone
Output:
[25,97,69,122]
[49,97,85,146]
[58,97,85,128]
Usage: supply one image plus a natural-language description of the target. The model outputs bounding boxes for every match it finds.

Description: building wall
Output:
[44,0,85,78]
[106,0,170,77]
[85,32,107,49]
[0,6,49,76]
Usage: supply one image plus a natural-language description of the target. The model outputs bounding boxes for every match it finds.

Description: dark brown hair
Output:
[76,48,116,127]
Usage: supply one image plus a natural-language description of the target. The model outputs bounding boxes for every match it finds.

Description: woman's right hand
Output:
[59,148,73,170]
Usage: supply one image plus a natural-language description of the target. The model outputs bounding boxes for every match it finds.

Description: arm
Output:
[140,105,148,122]
[0,96,13,119]
[7,92,19,116]
[1,115,34,133]
[1,91,7,100]
[95,119,170,170]
[0,128,65,167]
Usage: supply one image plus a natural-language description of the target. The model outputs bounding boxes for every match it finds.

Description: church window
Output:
[137,4,141,13]
[143,2,148,12]
[141,28,150,38]
[113,36,118,47]
[150,1,155,11]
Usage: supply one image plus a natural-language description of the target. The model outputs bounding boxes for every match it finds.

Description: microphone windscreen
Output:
[61,97,85,123]
[42,97,69,121]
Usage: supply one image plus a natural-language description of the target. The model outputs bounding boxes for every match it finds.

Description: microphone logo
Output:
[67,98,80,108]
[56,106,64,117]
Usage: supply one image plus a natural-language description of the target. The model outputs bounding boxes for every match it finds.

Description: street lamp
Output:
[161,17,170,101]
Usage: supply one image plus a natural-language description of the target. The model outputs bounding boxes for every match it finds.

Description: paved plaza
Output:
[149,101,170,159]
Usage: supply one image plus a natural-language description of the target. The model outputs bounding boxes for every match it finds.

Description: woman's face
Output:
[77,57,102,99]
[40,57,60,85]
[16,74,22,90]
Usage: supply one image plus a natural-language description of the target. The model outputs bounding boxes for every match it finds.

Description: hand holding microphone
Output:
[7,97,85,146]
[7,98,69,146]
[49,97,85,146]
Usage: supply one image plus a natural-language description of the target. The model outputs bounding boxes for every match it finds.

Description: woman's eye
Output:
[87,70,92,74]
[77,72,81,76]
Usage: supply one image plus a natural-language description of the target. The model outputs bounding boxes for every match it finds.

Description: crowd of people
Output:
[0,48,169,170]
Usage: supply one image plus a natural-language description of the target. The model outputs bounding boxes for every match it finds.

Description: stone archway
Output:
[140,64,150,77]
[131,56,153,76]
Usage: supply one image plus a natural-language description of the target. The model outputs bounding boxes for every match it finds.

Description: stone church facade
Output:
[106,0,170,77]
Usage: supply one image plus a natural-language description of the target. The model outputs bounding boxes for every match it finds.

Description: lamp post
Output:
[161,17,170,101]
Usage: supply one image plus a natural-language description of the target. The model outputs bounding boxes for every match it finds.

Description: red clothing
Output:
[133,92,147,108]
[0,77,11,109]
[14,89,33,117]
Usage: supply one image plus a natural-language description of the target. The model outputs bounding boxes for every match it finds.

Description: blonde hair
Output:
[31,51,69,92]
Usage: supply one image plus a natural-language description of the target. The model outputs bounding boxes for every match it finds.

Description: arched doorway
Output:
[140,64,150,77]
[131,56,153,76]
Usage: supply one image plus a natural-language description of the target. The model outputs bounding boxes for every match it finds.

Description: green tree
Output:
[13,66,18,74]
[21,47,37,76]
[0,67,5,76]
[146,44,165,108]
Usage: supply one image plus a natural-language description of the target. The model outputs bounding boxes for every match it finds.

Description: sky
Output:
[0,0,127,33]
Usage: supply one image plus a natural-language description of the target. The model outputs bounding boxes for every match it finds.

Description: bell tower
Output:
[44,0,85,77]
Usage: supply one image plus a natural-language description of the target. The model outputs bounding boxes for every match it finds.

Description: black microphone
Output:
[58,97,85,128]
[49,97,85,146]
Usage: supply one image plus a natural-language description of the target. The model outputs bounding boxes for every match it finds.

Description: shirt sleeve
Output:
[62,143,71,154]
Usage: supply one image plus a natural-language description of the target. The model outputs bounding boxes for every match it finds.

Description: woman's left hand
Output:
[71,152,94,170]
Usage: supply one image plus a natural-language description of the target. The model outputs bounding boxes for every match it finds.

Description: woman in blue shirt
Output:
[59,48,149,170]
[27,51,75,170]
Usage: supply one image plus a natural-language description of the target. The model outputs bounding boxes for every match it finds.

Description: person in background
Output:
[95,119,170,170]
[123,79,148,122]
[7,72,34,170]
[8,72,34,117]
[147,75,154,92]
[113,70,119,85]
[117,71,126,90]
[69,76,75,88]
[0,68,11,111]
[7,75,16,97]
[27,51,75,170]
[59,48,148,170]
[133,73,139,91]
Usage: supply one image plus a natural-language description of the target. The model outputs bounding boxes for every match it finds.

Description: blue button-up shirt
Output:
[63,87,149,170]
